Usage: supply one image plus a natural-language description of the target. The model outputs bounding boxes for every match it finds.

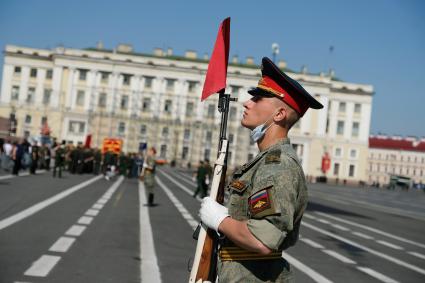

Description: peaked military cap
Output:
[248,57,323,116]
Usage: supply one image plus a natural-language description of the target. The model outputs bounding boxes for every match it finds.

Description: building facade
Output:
[0,44,373,182]
[368,135,425,186]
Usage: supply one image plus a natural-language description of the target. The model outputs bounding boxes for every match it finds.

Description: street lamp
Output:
[271,43,280,64]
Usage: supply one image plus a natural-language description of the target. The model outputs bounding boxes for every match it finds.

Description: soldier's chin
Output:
[241,119,253,130]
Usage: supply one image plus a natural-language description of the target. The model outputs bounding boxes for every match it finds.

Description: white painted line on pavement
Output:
[0,170,46,180]
[352,231,374,240]
[158,173,333,283]
[302,221,425,275]
[303,213,317,220]
[139,182,162,283]
[317,219,330,224]
[166,169,196,185]
[65,225,86,237]
[156,177,198,230]
[85,209,99,216]
[92,203,104,210]
[322,250,356,264]
[330,224,350,231]
[24,255,61,277]
[159,171,197,198]
[49,236,76,253]
[356,267,400,283]
[97,198,108,204]
[376,240,404,250]
[314,211,425,249]
[0,175,102,231]
[283,252,333,283]
[408,251,425,260]
[77,216,93,225]
[299,238,325,249]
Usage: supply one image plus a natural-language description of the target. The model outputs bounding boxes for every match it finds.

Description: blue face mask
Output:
[249,110,279,143]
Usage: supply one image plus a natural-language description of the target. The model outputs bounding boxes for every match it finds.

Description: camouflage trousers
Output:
[218,257,294,283]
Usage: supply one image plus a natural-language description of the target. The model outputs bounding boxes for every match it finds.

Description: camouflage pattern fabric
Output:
[144,155,156,194]
[218,138,308,282]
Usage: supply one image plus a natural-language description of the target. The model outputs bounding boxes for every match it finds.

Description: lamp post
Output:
[271,43,280,64]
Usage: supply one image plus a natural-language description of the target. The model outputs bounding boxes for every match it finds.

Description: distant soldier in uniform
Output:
[199,57,323,282]
[140,147,157,206]
[193,161,208,198]
[30,141,39,174]
[93,147,102,175]
[53,141,65,178]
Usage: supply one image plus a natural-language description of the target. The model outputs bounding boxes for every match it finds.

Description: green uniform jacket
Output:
[219,138,307,283]
[143,156,156,193]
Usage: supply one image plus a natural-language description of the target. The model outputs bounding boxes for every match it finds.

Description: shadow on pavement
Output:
[307,201,372,220]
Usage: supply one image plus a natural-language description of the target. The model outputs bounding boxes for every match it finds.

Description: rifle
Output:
[189,18,235,283]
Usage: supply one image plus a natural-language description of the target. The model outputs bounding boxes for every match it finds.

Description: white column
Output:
[0,64,14,103]
[316,95,329,136]
[329,100,338,138]
[18,67,30,104]
[51,66,63,108]
[130,76,141,117]
[108,72,119,113]
[152,77,164,118]
[301,107,312,134]
[65,68,76,108]
[85,70,97,111]
[360,102,372,142]
[174,79,186,119]
[35,68,46,105]
[344,102,354,139]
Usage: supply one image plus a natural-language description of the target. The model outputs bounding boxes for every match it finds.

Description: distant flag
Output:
[201,17,231,101]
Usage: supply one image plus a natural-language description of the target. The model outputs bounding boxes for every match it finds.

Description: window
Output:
[352,122,360,137]
[118,122,126,134]
[337,121,344,135]
[11,86,20,100]
[335,147,342,157]
[26,87,35,103]
[43,89,52,105]
[204,148,211,161]
[140,124,147,135]
[164,99,172,113]
[123,74,132,85]
[333,163,340,176]
[354,103,361,113]
[186,102,194,116]
[188,81,197,92]
[162,127,169,137]
[25,115,32,124]
[101,72,109,83]
[339,102,346,112]
[98,92,107,107]
[165,78,175,91]
[350,149,357,158]
[46,69,53,79]
[229,107,237,120]
[160,144,167,158]
[30,68,37,78]
[144,76,153,89]
[182,146,189,159]
[14,66,21,74]
[79,69,87,81]
[349,165,355,177]
[76,90,85,106]
[143,98,151,111]
[120,95,129,109]
[184,129,190,140]
[68,121,85,134]
[205,131,212,142]
[207,104,215,118]
[41,116,47,125]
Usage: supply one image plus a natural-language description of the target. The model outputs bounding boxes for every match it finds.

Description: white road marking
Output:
[0,175,102,231]
[139,182,162,283]
[283,252,333,283]
[65,225,86,237]
[356,267,400,283]
[77,216,93,225]
[352,231,374,240]
[159,172,333,283]
[408,251,425,260]
[49,237,76,253]
[303,221,425,275]
[330,224,350,231]
[85,209,99,216]
[315,211,425,249]
[156,177,198,229]
[322,250,356,264]
[303,213,317,220]
[24,255,61,277]
[318,219,330,224]
[376,240,404,250]
[97,198,108,204]
[300,238,325,249]
[92,203,104,210]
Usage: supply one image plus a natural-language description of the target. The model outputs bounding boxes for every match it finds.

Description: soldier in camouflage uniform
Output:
[199,57,323,282]
[140,147,157,206]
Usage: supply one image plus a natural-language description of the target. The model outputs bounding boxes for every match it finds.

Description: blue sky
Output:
[1,0,424,137]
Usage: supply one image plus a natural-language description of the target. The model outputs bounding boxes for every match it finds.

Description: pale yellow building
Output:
[0,44,374,182]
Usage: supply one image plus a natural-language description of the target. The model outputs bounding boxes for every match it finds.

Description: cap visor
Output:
[247,88,275,98]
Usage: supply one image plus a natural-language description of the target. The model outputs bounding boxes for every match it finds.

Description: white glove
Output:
[205,178,210,185]
[199,197,229,232]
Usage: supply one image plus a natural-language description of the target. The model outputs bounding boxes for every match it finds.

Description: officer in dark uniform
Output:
[93,148,102,175]
[53,141,66,178]
[200,57,323,282]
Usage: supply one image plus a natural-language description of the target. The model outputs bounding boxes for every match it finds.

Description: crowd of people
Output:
[0,138,144,179]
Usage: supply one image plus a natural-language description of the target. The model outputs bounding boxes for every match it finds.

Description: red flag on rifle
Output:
[201,17,231,101]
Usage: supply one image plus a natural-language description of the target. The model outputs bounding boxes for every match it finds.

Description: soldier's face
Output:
[241,96,277,130]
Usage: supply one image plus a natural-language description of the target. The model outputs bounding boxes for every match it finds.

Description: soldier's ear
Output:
[273,107,287,123]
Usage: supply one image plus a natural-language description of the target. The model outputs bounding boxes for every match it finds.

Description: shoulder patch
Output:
[265,149,281,164]
[248,187,279,218]
[229,180,248,193]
